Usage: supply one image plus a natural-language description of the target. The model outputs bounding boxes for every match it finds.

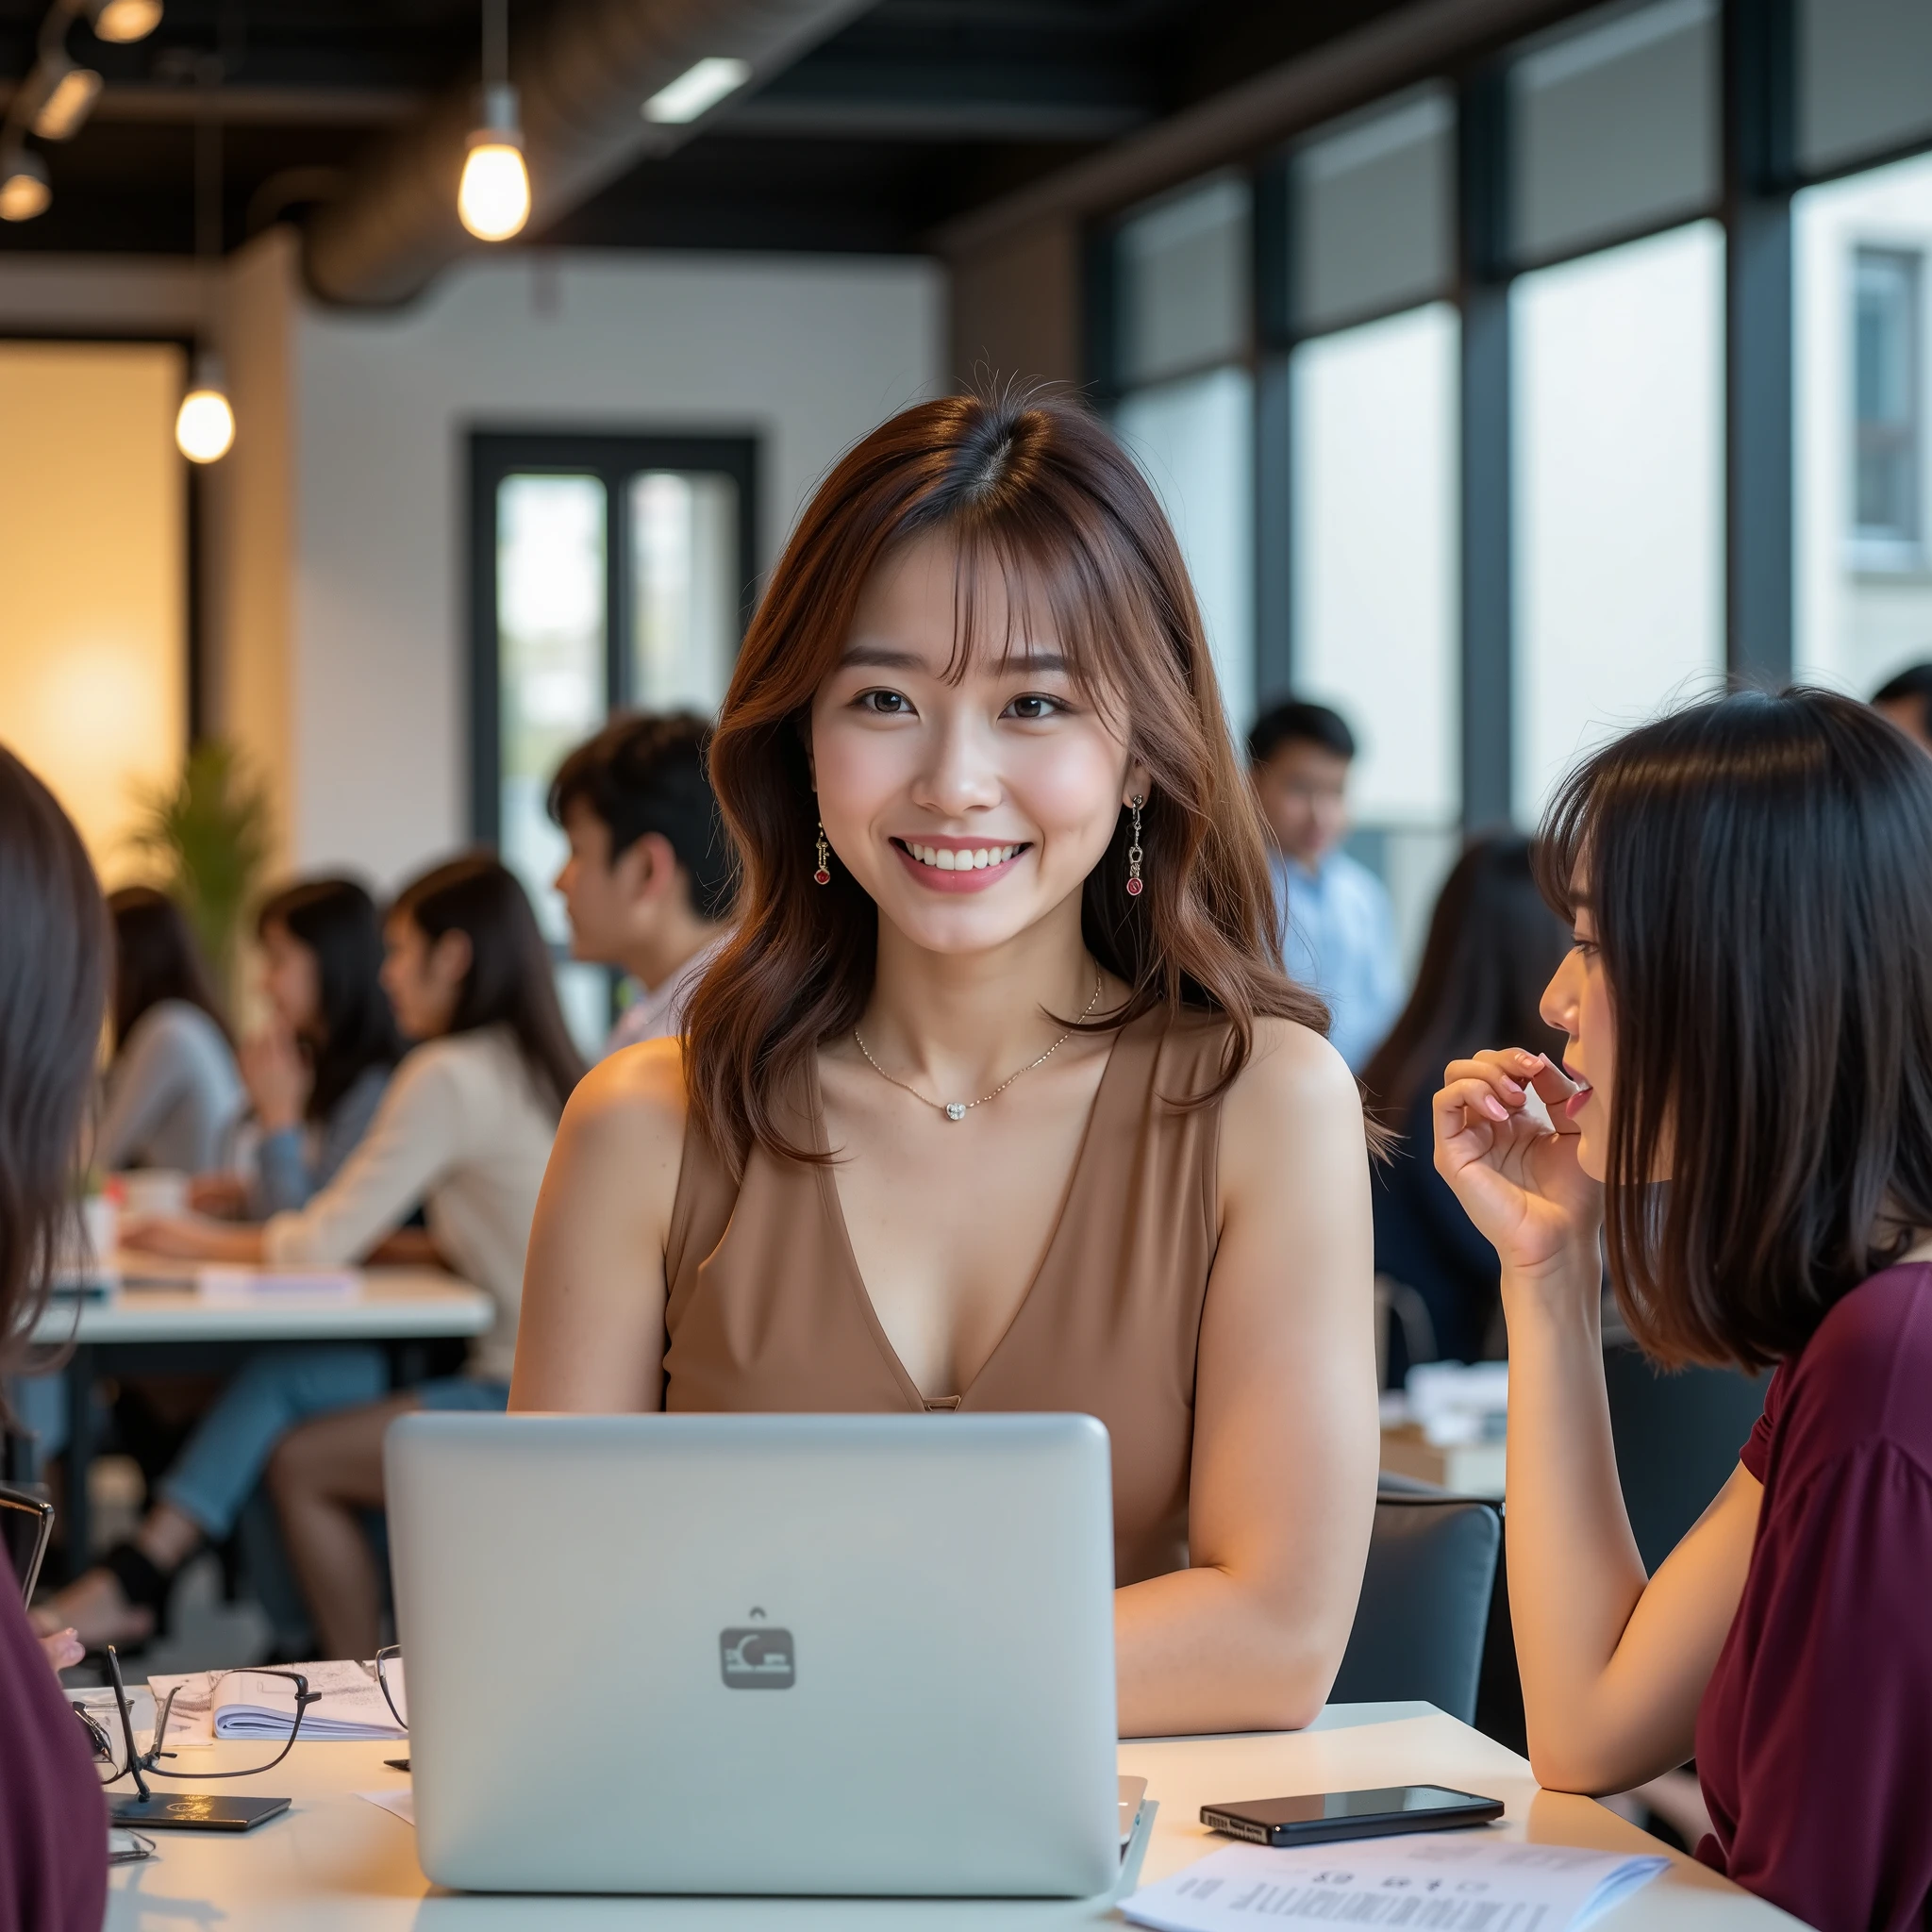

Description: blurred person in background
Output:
[191,876,404,1219]
[1360,836,1570,1380]
[549,712,734,1056]
[44,856,579,1652]
[1249,699,1402,1071]
[0,748,109,1927]
[94,886,244,1174]
[1873,661,1932,756]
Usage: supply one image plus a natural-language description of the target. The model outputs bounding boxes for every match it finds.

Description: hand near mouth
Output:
[1432,1046,1604,1277]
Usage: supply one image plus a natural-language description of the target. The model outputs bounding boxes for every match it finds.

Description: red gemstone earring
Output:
[813,822,831,887]
[1125,794,1145,897]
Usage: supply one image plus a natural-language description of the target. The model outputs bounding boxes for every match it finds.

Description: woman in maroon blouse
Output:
[0,747,111,1931]
[1435,688,1932,1932]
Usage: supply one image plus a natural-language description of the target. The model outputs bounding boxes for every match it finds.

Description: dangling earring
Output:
[1125,794,1145,898]
[813,821,831,887]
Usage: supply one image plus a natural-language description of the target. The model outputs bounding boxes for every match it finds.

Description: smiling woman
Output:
[510,391,1381,1740]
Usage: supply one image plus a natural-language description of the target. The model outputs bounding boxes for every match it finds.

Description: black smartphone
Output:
[1201,1786,1504,1847]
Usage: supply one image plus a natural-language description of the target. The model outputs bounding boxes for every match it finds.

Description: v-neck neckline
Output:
[807,1015,1139,1410]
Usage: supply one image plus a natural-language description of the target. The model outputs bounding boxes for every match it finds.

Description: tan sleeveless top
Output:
[662,1006,1231,1587]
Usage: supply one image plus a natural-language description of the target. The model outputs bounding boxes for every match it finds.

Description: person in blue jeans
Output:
[41,857,579,1652]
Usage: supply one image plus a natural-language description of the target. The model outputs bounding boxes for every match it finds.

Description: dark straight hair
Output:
[547,711,733,921]
[0,749,109,1392]
[257,876,404,1123]
[108,885,230,1050]
[1536,688,1932,1370]
[389,854,584,1118]
[1362,835,1570,1131]
[689,391,1321,1171]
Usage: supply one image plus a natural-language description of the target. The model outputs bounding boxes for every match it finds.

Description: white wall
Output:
[291,250,944,887]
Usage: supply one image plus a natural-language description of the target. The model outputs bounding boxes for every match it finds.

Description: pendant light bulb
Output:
[175,354,235,464]
[86,0,163,42]
[458,82,528,242]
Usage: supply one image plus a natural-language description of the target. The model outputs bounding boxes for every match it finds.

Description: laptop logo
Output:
[720,1623,795,1690]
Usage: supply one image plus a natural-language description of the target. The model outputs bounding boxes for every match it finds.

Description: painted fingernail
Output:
[1483,1096,1508,1121]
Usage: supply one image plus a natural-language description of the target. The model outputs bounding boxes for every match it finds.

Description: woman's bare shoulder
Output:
[556,1037,689,1174]
[1221,1015,1364,1175]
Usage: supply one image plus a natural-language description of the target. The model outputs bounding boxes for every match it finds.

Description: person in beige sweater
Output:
[49,856,582,1655]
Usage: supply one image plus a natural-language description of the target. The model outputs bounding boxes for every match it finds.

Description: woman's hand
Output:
[242,1027,311,1136]
[188,1173,249,1217]
[121,1215,265,1262]
[1434,1048,1602,1276]
[39,1626,82,1674]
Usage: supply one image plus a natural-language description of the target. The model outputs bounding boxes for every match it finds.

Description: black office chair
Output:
[1603,1344,1767,1574]
[1329,1479,1502,1724]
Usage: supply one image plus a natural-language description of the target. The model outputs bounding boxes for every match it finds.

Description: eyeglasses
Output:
[84,1646,321,1799]
[373,1643,408,1731]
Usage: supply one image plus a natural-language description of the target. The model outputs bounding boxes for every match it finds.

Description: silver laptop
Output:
[386,1410,1121,1897]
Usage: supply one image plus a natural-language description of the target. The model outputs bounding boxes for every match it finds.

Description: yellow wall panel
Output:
[0,340,187,883]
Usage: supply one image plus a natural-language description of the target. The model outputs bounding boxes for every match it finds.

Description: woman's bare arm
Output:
[1114,1020,1380,1737]
[508,1039,687,1414]
[1437,1050,1759,1792]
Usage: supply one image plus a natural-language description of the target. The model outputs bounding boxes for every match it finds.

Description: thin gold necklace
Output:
[852,970,1105,1123]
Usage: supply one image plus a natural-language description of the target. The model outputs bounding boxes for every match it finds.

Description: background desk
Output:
[103,1699,1803,1929]
[26,1264,492,1573]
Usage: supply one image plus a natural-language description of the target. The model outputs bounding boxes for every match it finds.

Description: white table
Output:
[103,1700,1803,1928]
[27,1262,492,1569]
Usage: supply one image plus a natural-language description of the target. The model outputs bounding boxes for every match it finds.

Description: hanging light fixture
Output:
[84,0,163,42]
[175,353,236,463]
[0,148,50,222]
[175,70,233,464]
[458,0,527,242]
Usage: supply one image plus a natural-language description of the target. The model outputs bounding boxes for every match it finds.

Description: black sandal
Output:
[100,1541,173,1635]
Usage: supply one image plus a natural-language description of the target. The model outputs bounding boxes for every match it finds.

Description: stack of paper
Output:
[196,1267,359,1301]
[149,1659,407,1744]
[1126,1836,1667,1930]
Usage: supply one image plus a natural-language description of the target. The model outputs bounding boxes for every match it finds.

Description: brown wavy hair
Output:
[1536,688,1932,1369]
[686,391,1326,1170]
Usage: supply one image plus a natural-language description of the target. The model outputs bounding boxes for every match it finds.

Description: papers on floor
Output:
[197,1266,359,1301]
[1125,1836,1667,1931]
[149,1658,407,1744]
[358,1788,415,1825]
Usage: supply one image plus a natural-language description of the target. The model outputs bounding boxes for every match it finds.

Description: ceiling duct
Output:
[303,0,868,307]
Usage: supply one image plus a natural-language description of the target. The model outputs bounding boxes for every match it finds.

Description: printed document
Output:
[148,1658,407,1744]
[1125,1835,1667,1931]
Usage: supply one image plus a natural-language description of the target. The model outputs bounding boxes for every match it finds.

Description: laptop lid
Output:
[386,1410,1120,1898]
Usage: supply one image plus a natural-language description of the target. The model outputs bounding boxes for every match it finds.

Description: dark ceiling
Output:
[0,0,1428,259]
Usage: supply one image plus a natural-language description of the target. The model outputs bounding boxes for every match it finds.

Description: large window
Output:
[1795,153,1932,694]
[1291,305,1460,945]
[1513,223,1726,816]
[1088,0,1932,848]
[1110,177,1257,731]
[471,432,755,1049]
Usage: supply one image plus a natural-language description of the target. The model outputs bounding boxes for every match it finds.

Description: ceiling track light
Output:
[26,53,103,141]
[458,0,528,242]
[0,147,50,222]
[84,0,162,42]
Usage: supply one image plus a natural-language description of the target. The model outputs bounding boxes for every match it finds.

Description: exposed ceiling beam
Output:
[302,0,873,307]
[720,95,1147,142]
[932,0,1579,253]
[0,82,424,125]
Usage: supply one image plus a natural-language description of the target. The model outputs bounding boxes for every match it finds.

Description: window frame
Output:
[1848,242,1924,563]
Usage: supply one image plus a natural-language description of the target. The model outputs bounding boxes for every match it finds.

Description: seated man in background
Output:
[1874,661,1932,756]
[550,711,734,1056]
[1249,698,1402,1072]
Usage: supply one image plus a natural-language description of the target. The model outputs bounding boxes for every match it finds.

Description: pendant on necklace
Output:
[944,1101,967,1122]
